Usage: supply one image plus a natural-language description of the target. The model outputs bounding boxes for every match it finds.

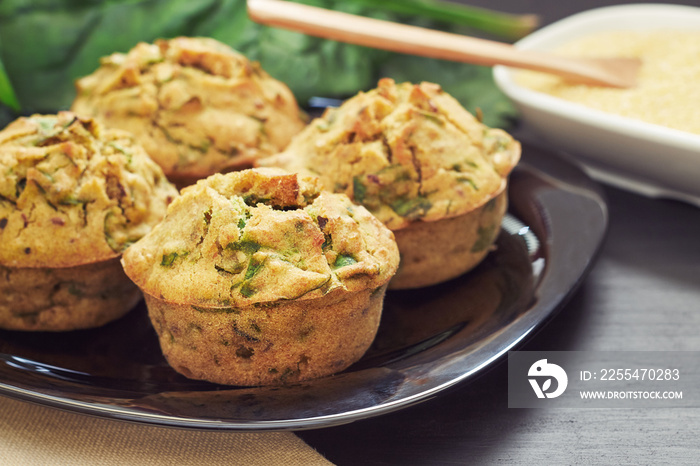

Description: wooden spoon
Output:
[247,0,640,88]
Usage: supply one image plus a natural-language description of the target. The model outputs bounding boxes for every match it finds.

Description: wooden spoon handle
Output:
[247,0,637,88]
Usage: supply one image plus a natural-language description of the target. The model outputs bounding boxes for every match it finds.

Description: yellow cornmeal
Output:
[516,30,700,135]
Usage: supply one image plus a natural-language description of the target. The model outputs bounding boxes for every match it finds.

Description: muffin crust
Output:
[0,112,177,268]
[260,78,519,230]
[72,37,307,185]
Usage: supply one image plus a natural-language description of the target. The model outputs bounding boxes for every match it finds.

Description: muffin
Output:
[259,78,520,289]
[121,168,399,386]
[0,112,178,331]
[71,37,307,187]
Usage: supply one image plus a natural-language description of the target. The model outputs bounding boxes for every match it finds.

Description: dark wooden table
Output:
[298,1,700,463]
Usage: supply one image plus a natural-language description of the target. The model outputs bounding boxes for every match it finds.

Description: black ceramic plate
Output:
[0,143,607,431]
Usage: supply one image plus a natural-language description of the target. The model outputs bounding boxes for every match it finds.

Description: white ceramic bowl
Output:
[493,4,700,206]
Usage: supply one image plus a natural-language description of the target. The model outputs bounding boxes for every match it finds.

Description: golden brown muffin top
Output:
[260,78,520,230]
[72,37,307,182]
[121,168,399,307]
[0,112,178,268]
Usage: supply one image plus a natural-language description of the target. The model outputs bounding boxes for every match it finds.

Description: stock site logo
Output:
[528,359,568,399]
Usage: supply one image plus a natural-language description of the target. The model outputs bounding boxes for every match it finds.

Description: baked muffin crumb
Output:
[259,78,520,288]
[122,168,399,385]
[0,111,177,330]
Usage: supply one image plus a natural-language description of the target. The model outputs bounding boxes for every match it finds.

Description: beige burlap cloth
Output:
[0,396,332,465]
